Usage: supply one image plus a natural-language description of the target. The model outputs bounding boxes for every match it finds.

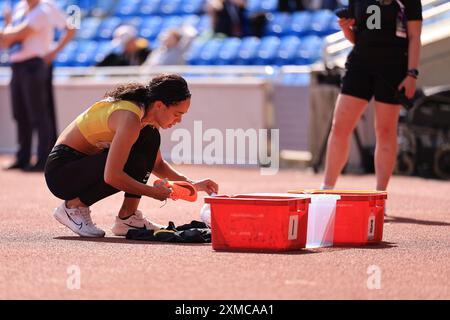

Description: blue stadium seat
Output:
[54,0,67,9]
[275,35,301,66]
[216,37,242,65]
[259,0,278,12]
[139,0,161,16]
[114,0,141,17]
[139,16,163,40]
[54,41,79,67]
[73,40,98,66]
[94,40,115,65]
[180,0,205,15]
[76,17,101,40]
[197,15,212,33]
[61,0,91,16]
[265,13,292,36]
[235,37,260,65]
[0,2,6,18]
[253,36,280,65]
[185,39,207,65]
[159,0,182,16]
[183,14,201,30]
[0,49,10,67]
[90,0,115,17]
[97,17,122,40]
[246,0,260,15]
[122,16,144,31]
[159,16,183,34]
[247,0,277,14]
[310,10,334,36]
[328,15,340,34]
[290,11,313,36]
[295,35,323,65]
[196,38,224,65]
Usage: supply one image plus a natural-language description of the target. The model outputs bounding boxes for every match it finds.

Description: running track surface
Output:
[1,155,449,299]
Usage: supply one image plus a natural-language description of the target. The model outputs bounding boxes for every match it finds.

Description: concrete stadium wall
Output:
[0,78,271,166]
[419,20,450,88]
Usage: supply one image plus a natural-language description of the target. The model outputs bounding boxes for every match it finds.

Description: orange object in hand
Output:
[154,179,198,202]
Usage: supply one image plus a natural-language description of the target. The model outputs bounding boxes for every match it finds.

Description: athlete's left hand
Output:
[193,179,219,195]
[398,75,417,99]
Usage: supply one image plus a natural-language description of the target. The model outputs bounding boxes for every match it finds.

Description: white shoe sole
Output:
[54,208,105,238]
[111,223,164,237]
[111,225,128,236]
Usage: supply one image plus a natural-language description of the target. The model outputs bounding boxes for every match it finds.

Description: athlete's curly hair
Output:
[105,74,191,109]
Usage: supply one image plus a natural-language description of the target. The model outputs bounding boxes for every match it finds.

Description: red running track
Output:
[0,156,449,299]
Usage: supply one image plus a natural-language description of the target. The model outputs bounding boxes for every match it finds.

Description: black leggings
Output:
[44,126,160,206]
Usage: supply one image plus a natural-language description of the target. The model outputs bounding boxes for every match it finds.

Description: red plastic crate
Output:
[288,190,387,246]
[205,195,311,252]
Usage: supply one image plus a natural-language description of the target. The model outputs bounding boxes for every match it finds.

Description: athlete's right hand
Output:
[338,18,355,30]
[150,184,172,201]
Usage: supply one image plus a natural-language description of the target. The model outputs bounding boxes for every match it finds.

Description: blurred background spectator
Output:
[144,24,197,66]
[279,0,339,12]
[97,24,151,66]
[206,0,247,37]
[278,0,305,12]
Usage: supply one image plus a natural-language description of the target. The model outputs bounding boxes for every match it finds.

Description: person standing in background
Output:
[321,0,422,191]
[41,0,76,147]
[0,0,75,172]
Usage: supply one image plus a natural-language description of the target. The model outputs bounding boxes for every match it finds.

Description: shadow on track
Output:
[384,216,450,226]
[53,236,210,246]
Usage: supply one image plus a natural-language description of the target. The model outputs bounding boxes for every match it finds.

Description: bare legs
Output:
[373,101,401,191]
[322,94,401,191]
[322,94,368,188]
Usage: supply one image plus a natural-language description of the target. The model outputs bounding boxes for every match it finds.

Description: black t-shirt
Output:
[348,0,422,63]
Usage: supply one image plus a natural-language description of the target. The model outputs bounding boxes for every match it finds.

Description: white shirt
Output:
[7,0,67,63]
[41,0,68,31]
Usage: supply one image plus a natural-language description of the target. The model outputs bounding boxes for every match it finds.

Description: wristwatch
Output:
[407,69,419,79]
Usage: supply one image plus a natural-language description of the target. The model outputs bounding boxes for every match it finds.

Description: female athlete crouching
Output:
[45,74,218,237]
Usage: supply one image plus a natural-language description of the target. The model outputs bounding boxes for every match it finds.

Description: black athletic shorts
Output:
[341,60,408,105]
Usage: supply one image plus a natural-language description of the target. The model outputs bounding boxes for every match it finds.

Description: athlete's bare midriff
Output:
[55,110,145,156]
[55,120,104,155]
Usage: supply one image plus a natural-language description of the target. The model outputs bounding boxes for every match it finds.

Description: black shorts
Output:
[44,126,160,206]
[341,61,408,105]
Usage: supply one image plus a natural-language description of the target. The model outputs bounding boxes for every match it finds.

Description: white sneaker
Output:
[111,210,166,236]
[53,202,106,238]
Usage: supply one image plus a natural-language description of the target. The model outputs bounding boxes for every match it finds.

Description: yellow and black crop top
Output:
[75,99,144,149]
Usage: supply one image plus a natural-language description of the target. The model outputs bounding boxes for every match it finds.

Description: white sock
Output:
[320,183,334,190]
